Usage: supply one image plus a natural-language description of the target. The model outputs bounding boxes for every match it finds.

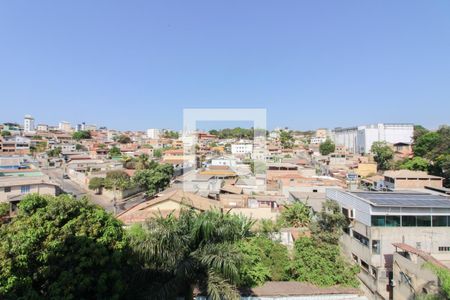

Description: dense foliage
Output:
[319,139,336,155]
[209,127,254,140]
[371,141,394,170]
[129,209,254,300]
[0,194,129,299]
[162,130,179,139]
[288,237,359,287]
[279,130,294,149]
[0,203,9,217]
[108,146,121,157]
[88,177,105,193]
[46,146,62,158]
[104,170,133,191]
[114,135,132,144]
[133,163,174,195]
[237,236,289,287]
[72,130,91,141]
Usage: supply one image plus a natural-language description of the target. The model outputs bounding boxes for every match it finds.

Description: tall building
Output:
[23,114,35,133]
[58,121,72,132]
[332,123,413,154]
[146,128,161,139]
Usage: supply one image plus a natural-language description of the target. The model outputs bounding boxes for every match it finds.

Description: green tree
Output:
[371,141,394,170]
[319,139,336,155]
[88,177,105,193]
[72,130,91,141]
[47,146,62,158]
[108,146,121,158]
[237,236,289,287]
[279,202,311,228]
[414,132,440,158]
[153,148,163,158]
[0,194,129,299]
[133,163,174,196]
[426,264,450,298]
[136,153,153,170]
[279,130,294,149]
[0,203,9,217]
[75,143,87,151]
[413,125,429,144]
[104,170,132,191]
[129,209,254,300]
[311,200,348,245]
[115,135,132,144]
[399,157,430,171]
[0,130,11,137]
[288,237,359,287]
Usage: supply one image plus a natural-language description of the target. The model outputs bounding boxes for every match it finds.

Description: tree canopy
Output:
[108,146,121,157]
[319,139,335,155]
[133,163,174,196]
[72,130,91,141]
[0,194,129,299]
[279,130,294,149]
[371,141,394,170]
[209,127,254,140]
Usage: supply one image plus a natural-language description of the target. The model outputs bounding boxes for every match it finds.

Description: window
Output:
[402,216,416,227]
[371,215,386,226]
[417,216,431,227]
[312,189,318,193]
[352,253,358,263]
[20,185,30,194]
[353,231,369,247]
[438,246,450,252]
[360,260,369,272]
[372,240,380,254]
[386,216,401,227]
[4,187,11,193]
[433,216,448,227]
[371,266,378,278]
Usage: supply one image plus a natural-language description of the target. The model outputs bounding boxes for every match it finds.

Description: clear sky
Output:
[1,0,449,131]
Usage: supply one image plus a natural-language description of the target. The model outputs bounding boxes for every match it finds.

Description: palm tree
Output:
[129,208,254,300]
[136,153,150,170]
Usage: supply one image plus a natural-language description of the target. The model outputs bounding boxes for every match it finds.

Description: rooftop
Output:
[351,191,450,208]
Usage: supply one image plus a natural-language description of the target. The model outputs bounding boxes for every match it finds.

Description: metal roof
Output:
[352,192,450,208]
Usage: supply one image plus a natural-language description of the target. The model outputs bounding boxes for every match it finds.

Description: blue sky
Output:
[0,0,449,131]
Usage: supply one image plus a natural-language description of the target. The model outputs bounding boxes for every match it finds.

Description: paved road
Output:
[41,167,146,214]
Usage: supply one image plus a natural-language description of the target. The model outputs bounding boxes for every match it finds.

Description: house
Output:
[0,173,59,211]
[0,136,31,155]
[117,189,222,225]
[392,243,449,300]
[383,170,444,190]
[327,189,450,300]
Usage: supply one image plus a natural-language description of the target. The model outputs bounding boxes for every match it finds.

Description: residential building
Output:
[384,170,444,190]
[0,136,31,154]
[0,172,59,210]
[310,136,326,145]
[23,114,35,133]
[146,128,161,139]
[231,143,253,155]
[315,128,329,139]
[36,124,49,132]
[58,121,72,132]
[392,243,449,300]
[327,189,450,300]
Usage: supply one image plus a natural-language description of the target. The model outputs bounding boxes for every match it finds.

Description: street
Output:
[41,167,146,214]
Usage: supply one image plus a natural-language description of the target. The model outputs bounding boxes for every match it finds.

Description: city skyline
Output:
[1,0,450,130]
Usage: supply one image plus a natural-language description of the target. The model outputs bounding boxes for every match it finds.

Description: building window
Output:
[402,216,417,227]
[371,215,386,226]
[417,216,431,227]
[433,216,448,227]
[386,216,401,227]
[352,253,359,263]
[353,230,369,247]
[438,246,450,252]
[372,240,380,254]
[20,185,31,194]
[4,187,11,193]
[360,260,369,272]
[371,266,378,278]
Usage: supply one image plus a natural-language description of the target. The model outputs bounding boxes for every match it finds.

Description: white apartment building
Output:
[23,114,35,133]
[231,143,253,155]
[332,123,413,154]
[327,189,450,300]
[59,121,72,132]
[36,124,48,132]
[310,136,326,145]
[147,128,161,139]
